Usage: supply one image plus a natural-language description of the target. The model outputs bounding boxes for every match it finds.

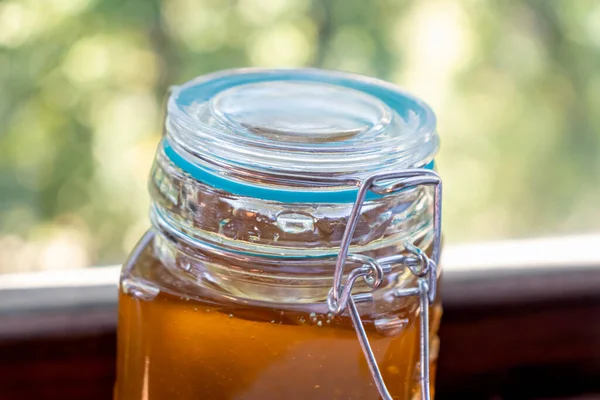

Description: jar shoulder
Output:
[119,230,425,328]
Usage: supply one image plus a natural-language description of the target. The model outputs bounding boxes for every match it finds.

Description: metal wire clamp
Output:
[326,169,442,400]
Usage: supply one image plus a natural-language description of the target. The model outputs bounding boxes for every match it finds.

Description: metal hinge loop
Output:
[327,169,442,400]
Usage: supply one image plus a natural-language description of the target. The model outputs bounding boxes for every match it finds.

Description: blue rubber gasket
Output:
[164,141,434,204]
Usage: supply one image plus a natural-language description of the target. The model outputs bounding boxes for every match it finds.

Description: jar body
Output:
[114,68,442,400]
[114,231,441,400]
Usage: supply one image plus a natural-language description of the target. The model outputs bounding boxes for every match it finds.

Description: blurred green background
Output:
[1,0,599,274]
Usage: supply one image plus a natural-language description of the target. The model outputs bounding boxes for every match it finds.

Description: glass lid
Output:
[164,68,438,194]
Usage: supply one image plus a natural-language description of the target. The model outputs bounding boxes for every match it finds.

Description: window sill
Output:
[1,235,599,399]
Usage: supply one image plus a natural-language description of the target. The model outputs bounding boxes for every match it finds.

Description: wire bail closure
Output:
[326,169,442,400]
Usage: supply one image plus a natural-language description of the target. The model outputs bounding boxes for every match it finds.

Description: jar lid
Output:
[165,68,438,203]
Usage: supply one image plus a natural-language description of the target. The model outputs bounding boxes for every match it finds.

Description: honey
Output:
[115,239,441,400]
[114,68,442,400]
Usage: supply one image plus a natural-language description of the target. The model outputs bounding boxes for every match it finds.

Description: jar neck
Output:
[150,142,434,257]
[147,143,435,305]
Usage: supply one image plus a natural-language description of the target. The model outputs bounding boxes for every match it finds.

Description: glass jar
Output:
[115,68,442,400]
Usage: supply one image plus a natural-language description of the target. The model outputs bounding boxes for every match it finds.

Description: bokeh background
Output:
[1,0,599,274]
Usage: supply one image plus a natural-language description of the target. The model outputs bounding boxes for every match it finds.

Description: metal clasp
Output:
[327,169,442,400]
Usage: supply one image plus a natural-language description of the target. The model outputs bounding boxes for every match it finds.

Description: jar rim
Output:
[165,68,438,196]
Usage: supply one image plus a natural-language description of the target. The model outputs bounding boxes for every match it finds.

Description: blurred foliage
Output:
[0,0,599,273]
